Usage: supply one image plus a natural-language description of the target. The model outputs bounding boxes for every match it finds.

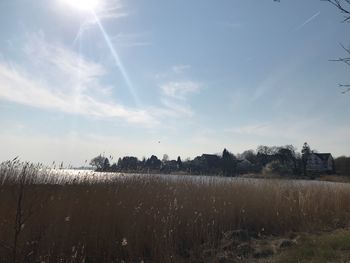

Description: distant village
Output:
[89,142,349,178]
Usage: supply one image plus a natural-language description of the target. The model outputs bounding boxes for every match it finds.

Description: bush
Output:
[335,156,350,176]
[263,160,293,176]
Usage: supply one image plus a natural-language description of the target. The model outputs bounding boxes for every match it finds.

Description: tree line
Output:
[89,142,349,177]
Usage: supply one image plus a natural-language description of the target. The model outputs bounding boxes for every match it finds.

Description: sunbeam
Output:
[73,23,85,46]
[91,11,140,107]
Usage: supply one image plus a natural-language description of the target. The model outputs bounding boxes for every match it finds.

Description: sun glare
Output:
[62,0,99,11]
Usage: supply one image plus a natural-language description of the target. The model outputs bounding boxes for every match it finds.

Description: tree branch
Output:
[323,0,350,22]
[339,84,350,93]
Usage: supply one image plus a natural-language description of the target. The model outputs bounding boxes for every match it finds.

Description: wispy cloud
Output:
[95,3,129,21]
[0,35,202,127]
[0,34,156,126]
[223,117,330,144]
[72,1,129,44]
[24,34,106,90]
[251,54,302,102]
[294,11,320,32]
[161,81,201,100]
[159,98,194,117]
[154,64,192,80]
[111,32,152,48]
[156,81,201,119]
[172,65,191,74]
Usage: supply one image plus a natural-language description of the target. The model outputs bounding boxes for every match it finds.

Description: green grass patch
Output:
[278,230,350,263]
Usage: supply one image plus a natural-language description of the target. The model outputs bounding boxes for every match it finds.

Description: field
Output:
[1,162,350,262]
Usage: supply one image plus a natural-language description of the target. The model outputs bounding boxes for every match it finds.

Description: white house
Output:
[307,153,334,174]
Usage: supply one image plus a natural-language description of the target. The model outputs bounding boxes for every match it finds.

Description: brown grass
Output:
[1,162,350,262]
[318,175,350,183]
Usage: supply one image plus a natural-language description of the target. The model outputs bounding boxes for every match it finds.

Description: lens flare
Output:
[62,0,99,11]
[92,11,140,106]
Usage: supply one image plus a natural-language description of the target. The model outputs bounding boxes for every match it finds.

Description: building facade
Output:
[307,153,334,174]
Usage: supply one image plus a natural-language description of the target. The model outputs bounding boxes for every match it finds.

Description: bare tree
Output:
[325,0,350,92]
[275,0,350,92]
[89,155,107,171]
[324,0,350,22]
[330,43,350,93]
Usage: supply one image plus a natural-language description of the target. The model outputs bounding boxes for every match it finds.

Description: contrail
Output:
[294,11,320,32]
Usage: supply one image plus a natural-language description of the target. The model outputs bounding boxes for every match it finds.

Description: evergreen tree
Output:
[301,142,311,176]
[177,156,182,170]
[103,158,110,171]
[222,148,237,177]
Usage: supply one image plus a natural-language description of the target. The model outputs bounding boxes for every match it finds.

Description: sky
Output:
[0,0,349,166]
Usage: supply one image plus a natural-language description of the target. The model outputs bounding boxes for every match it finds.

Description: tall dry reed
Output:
[1,162,350,262]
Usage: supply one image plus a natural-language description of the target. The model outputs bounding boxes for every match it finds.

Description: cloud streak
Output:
[0,35,155,126]
[161,81,201,100]
[111,32,152,48]
[157,81,201,118]
[172,65,191,74]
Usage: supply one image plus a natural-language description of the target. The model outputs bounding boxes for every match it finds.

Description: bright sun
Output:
[62,0,99,11]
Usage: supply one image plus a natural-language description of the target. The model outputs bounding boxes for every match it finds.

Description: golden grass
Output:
[1,163,350,262]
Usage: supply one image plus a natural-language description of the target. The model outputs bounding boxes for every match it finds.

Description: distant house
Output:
[201,154,220,167]
[161,160,178,173]
[190,154,221,174]
[307,153,335,174]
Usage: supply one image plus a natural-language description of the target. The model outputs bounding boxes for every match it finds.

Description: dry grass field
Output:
[1,161,350,262]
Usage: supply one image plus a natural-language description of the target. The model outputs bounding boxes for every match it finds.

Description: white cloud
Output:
[0,35,202,128]
[252,56,301,102]
[159,99,194,117]
[157,81,201,119]
[172,65,191,74]
[161,81,201,100]
[24,34,106,90]
[111,32,152,48]
[0,34,156,126]
[96,7,129,21]
[154,64,191,80]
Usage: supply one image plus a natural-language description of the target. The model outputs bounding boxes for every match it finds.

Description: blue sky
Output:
[0,0,349,166]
